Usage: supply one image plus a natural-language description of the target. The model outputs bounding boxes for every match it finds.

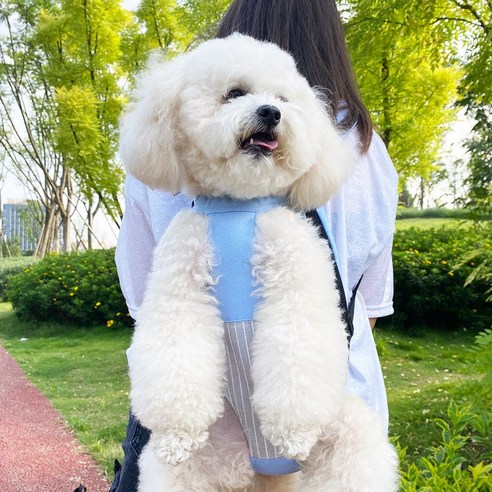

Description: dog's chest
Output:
[193,195,286,323]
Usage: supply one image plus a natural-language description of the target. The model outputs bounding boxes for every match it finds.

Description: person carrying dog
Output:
[110,1,398,491]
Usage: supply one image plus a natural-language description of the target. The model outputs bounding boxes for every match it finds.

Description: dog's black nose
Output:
[256,105,281,126]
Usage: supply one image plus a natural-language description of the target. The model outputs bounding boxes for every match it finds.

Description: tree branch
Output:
[451,0,491,34]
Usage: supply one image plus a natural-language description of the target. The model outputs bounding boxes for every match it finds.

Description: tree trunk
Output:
[87,201,93,250]
[61,174,73,252]
[381,50,392,148]
[35,203,57,257]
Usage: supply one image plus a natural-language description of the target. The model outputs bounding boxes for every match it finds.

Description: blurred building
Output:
[1,202,41,253]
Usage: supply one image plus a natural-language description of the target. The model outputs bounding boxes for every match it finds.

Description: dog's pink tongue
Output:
[252,136,278,150]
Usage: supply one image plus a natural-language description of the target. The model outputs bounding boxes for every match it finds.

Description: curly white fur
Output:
[120,34,352,210]
[121,34,398,491]
[251,207,349,462]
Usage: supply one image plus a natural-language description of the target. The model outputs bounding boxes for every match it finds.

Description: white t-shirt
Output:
[115,127,398,429]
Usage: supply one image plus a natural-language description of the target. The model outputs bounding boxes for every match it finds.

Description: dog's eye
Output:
[278,95,288,103]
[225,88,245,100]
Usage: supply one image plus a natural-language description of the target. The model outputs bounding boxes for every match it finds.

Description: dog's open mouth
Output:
[241,132,279,154]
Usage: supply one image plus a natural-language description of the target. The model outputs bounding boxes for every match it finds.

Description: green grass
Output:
[0,301,488,484]
[0,302,132,478]
[375,327,486,458]
[395,218,466,230]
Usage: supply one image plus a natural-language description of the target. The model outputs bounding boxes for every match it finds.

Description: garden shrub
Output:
[385,225,492,332]
[398,400,492,491]
[8,248,131,327]
[396,207,474,220]
[470,328,492,394]
[0,256,39,302]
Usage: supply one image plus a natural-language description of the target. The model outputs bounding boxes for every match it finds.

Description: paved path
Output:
[0,345,110,492]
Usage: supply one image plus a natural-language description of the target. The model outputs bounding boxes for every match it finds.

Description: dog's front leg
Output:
[251,207,349,460]
[129,210,225,465]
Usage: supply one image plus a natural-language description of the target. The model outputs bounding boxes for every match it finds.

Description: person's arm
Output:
[115,190,156,320]
[115,176,192,321]
[352,130,398,331]
[359,237,395,333]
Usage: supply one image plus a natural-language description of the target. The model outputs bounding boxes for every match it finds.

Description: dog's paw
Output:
[262,424,319,460]
[151,429,209,465]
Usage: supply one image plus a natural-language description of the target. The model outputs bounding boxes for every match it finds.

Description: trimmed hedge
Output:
[396,207,473,220]
[8,248,131,328]
[385,225,492,332]
[0,257,39,302]
[7,225,492,332]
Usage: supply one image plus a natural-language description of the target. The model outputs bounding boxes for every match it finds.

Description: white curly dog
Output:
[120,33,398,492]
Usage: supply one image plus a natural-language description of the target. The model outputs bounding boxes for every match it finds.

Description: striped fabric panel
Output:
[223,320,281,460]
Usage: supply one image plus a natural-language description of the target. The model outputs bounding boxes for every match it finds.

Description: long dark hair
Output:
[217,0,373,153]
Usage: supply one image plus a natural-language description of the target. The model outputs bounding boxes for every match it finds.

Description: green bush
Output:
[0,257,39,301]
[396,208,473,220]
[385,225,492,331]
[8,248,131,328]
[396,207,492,220]
[398,401,492,491]
[469,328,492,403]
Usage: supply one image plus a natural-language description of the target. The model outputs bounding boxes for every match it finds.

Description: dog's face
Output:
[120,34,353,210]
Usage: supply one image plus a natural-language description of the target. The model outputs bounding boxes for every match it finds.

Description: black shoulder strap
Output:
[306,210,360,347]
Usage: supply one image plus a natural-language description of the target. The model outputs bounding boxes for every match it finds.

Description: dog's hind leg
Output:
[299,395,399,492]
[252,473,300,492]
[137,443,178,491]
[176,401,255,491]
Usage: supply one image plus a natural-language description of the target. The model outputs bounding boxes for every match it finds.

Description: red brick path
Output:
[0,346,110,492]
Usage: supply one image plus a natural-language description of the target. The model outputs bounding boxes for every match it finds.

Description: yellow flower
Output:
[107,319,114,328]
[69,292,74,296]
[95,301,101,307]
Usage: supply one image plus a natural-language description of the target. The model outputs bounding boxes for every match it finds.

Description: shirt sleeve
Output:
[325,128,398,317]
[358,239,395,318]
[353,131,398,318]
[115,175,192,320]
[115,185,156,320]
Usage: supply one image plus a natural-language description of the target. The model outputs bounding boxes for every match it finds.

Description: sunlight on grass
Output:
[376,328,483,457]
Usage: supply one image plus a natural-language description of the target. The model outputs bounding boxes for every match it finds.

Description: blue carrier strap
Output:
[193,195,286,322]
[306,209,360,346]
[193,195,300,475]
[250,456,300,475]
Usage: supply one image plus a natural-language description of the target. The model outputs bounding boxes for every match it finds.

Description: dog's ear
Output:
[119,54,187,192]
[288,97,354,211]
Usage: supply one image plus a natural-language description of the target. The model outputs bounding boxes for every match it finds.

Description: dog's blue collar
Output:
[194,195,287,214]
